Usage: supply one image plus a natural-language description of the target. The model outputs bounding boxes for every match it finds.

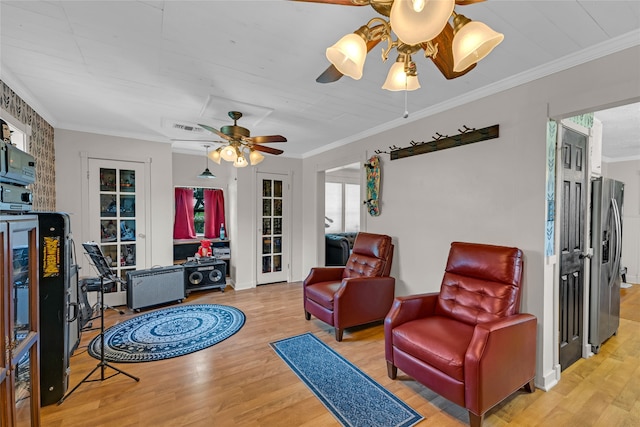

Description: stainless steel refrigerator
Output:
[589,177,624,354]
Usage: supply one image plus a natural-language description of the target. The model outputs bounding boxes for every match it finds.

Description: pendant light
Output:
[198,145,216,179]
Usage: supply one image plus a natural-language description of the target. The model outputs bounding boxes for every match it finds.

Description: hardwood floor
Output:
[41,282,640,426]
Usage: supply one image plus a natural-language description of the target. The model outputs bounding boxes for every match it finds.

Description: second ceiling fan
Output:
[199,111,287,167]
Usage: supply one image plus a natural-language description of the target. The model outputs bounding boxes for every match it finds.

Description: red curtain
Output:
[204,189,226,239]
[173,187,196,239]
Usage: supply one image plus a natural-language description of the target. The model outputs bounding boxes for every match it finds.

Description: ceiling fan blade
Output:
[316,37,382,84]
[248,135,287,144]
[290,0,366,6]
[316,64,344,83]
[251,145,284,155]
[455,0,486,5]
[422,22,476,80]
[198,123,232,141]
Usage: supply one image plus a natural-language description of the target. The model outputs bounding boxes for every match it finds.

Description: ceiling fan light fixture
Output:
[326,29,368,80]
[233,153,248,168]
[220,144,238,162]
[382,55,421,91]
[452,13,504,72]
[209,147,222,164]
[390,0,455,46]
[249,149,265,166]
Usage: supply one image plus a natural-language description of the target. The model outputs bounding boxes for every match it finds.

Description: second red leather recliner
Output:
[304,232,395,341]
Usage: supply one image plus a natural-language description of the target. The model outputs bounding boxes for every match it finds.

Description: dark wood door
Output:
[559,125,588,370]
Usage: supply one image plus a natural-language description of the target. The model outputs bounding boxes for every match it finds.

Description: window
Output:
[173,187,226,239]
[325,181,360,233]
[1,117,27,151]
[193,188,205,234]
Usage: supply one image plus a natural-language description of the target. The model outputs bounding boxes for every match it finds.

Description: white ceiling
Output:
[1,1,639,160]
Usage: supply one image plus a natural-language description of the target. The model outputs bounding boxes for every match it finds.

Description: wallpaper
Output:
[1,80,56,211]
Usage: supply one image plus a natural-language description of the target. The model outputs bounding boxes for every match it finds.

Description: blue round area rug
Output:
[88,304,245,363]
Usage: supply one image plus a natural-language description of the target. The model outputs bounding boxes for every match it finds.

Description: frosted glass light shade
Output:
[382,62,421,91]
[208,148,222,164]
[326,33,367,80]
[249,150,264,165]
[220,144,238,162]
[390,0,455,45]
[453,20,504,72]
[233,154,248,168]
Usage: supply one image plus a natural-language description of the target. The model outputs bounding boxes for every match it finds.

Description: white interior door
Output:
[87,158,147,306]
[257,173,289,285]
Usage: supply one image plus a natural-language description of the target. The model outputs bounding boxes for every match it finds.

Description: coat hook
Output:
[458,125,475,134]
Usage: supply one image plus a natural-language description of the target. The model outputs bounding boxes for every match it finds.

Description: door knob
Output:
[579,251,592,259]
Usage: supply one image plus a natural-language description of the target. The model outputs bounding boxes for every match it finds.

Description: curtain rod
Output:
[174,185,223,190]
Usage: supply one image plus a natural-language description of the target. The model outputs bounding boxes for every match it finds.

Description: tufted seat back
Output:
[435,241,524,325]
[342,232,394,279]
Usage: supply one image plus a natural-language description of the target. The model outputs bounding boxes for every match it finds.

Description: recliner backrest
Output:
[343,232,394,279]
[435,242,524,325]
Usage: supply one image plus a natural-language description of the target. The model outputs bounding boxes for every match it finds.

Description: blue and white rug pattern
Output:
[89,304,245,363]
[271,333,423,427]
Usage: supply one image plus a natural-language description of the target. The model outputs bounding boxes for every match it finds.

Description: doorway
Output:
[558,121,589,370]
[325,162,361,235]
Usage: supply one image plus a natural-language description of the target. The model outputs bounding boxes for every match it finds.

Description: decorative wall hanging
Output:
[364,155,381,216]
[376,124,499,160]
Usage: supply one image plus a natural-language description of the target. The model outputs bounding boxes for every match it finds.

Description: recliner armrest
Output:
[333,276,396,327]
[303,267,344,287]
[384,293,439,361]
[464,313,537,415]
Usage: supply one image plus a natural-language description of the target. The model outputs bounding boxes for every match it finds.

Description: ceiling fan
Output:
[293,0,500,90]
[196,111,287,167]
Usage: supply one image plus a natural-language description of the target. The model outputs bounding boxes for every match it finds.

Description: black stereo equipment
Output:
[1,140,35,186]
[126,265,186,311]
[37,212,77,406]
[184,258,226,293]
[0,182,32,212]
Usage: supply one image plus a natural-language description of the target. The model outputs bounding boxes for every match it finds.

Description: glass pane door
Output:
[89,159,146,306]
[257,173,289,284]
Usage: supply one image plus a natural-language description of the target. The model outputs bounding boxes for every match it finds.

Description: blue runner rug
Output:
[270,333,423,427]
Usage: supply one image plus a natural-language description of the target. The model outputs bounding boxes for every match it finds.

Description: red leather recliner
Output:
[385,242,537,427]
[304,232,395,341]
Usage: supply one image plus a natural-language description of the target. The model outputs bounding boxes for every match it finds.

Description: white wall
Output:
[301,45,640,389]
[55,129,174,275]
[602,159,640,283]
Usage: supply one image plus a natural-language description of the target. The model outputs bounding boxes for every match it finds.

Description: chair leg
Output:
[524,378,535,393]
[386,361,397,379]
[304,311,310,320]
[335,328,343,341]
[468,411,483,427]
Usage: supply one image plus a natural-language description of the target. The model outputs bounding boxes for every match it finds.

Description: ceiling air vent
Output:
[172,123,205,133]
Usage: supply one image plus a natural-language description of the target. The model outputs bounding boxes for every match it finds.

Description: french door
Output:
[87,159,147,306]
[257,173,290,285]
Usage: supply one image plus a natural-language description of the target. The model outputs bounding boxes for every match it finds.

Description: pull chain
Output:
[403,84,409,118]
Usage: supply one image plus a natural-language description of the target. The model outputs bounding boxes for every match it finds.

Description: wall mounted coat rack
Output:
[375,125,499,160]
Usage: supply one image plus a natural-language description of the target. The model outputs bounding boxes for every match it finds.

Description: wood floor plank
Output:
[41,282,640,426]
